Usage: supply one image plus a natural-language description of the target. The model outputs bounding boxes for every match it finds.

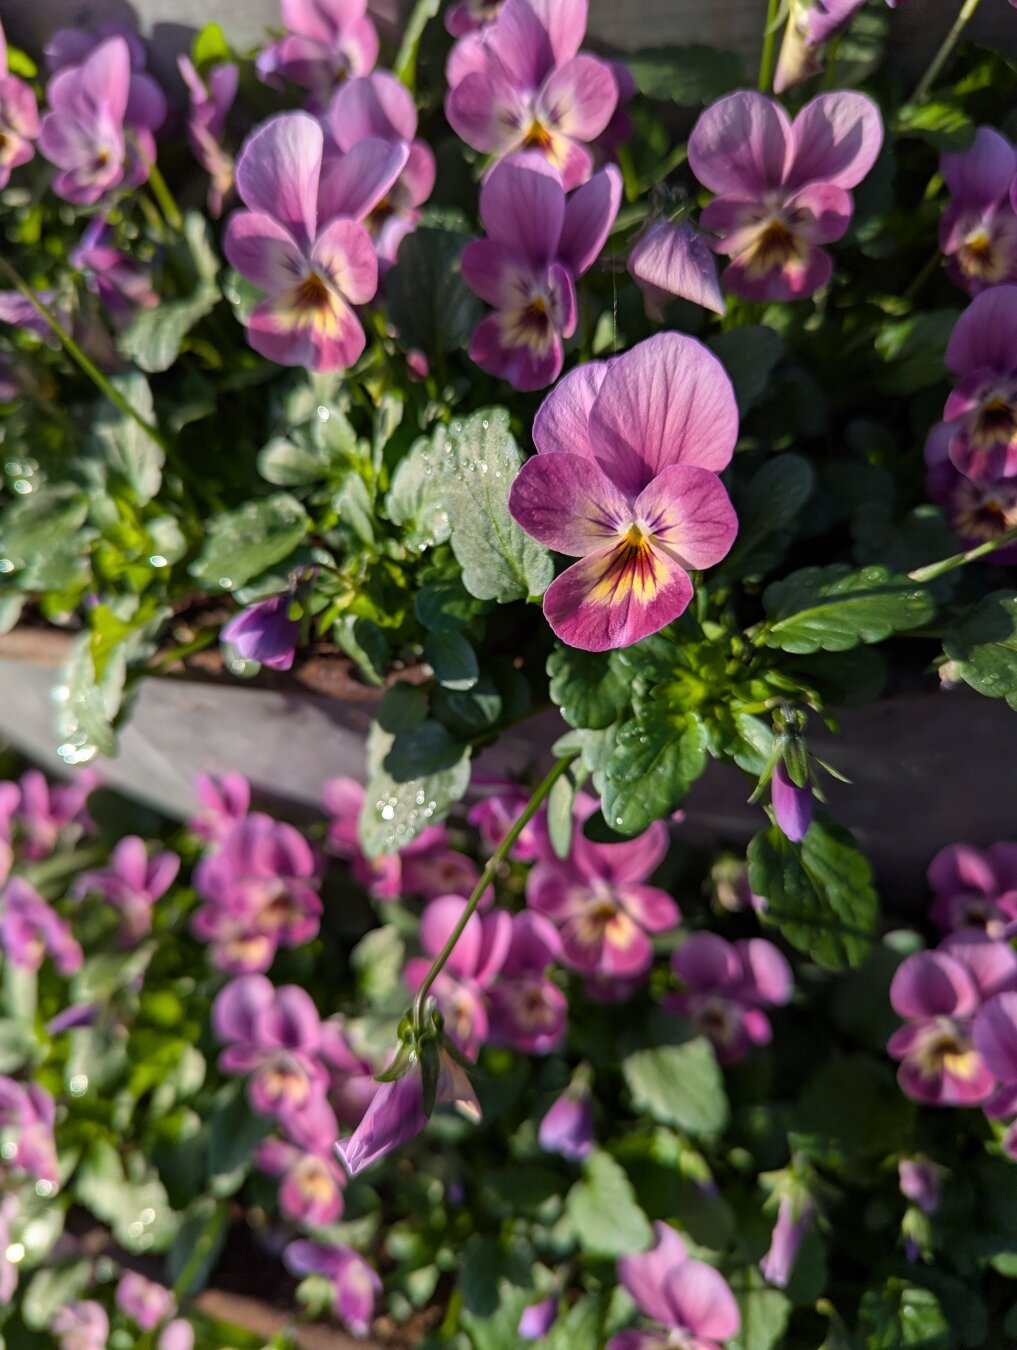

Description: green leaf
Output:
[333,615,389,685]
[547,770,576,860]
[857,1280,951,1348]
[383,720,469,779]
[21,1262,93,1330]
[943,590,1017,709]
[54,632,126,760]
[747,818,879,969]
[0,592,24,633]
[431,673,503,738]
[708,327,785,415]
[565,1151,652,1258]
[627,44,747,104]
[725,455,815,573]
[351,925,406,1007]
[207,1082,271,1194]
[548,646,630,730]
[334,471,376,546]
[621,1038,729,1137]
[91,373,163,503]
[425,630,478,690]
[377,681,428,734]
[75,1139,178,1252]
[895,102,975,151]
[874,310,961,395]
[192,20,232,64]
[167,1197,230,1297]
[796,1054,914,1167]
[360,724,471,855]
[258,434,340,487]
[385,440,454,552]
[0,484,93,589]
[461,1233,501,1317]
[387,227,482,359]
[602,706,707,835]
[728,1268,793,1350]
[415,577,486,631]
[189,493,309,590]
[761,564,935,654]
[119,285,219,373]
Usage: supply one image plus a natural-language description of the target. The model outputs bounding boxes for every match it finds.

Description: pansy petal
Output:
[890,950,980,1020]
[635,465,737,570]
[329,70,416,147]
[620,884,680,933]
[528,0,588,65]
[942,125,1017,209]
[533,360,608,458]
[509,450,630,555]
[945,285,1017,375]
[542,537,693,651]
[420,895,482,977]
[722,242,833,303]
[588,334,739,495]
[487,0,554,88]
[738,938,794,1005]
[311,217,378,305]
[446,70,528,155]
[618,1223,690,1326]
[212,973,275,1044]
[628,219,726,315]
[247,291,366,372]
[787,92,883,191]
[976,994,1017,1084]
[81,37,132,124]
[537,54,618,142]
[236,112,322,246]
[402,140,437,207]
[688,90,791,197]
[479,152,566,264]
[317,137,409,222]
[673,931,741,992]
[787,182,854,244]
[469,310,564,391]
[224,211,306,291]
[664,1258,741,1341]
[941,929,1017,999]
[559,164,622,276]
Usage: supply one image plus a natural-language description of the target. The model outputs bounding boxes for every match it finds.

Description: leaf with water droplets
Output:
[359,724,471,857]
[602,704,707,835]
[189,492,309,591]
[943,591,1017,711]
[761,564,936,654]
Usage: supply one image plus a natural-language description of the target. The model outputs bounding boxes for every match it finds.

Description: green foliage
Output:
[189,493,309,590]
[602,704,708,835]
[621,1038,729,1136]
[626,44,747,104]
[359,723,471,854]
[874,310,961,394]
[547,646,631,731]
[708,327,785,415]
[565,1151,653,1257]
[761,565,936,654]
[386,227,482,360]
[728,1269,793,1350]
[944,591,1017,709]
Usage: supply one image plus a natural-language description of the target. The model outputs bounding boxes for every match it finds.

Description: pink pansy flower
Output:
[327,72,436,271]
[446,0,618,190]
[610,1222,741,1350]
[525,798,678,978]
[666,932,793,1064]
[688,90,883,301]
[221,594,300,670]
[509,332,738,651]
[0,21,40,188]
[974,992,1017,1153]
[44,23,147,74]
[926,841,1017,935]
[190,771,250,844]
[72,835,179,944]
[158,1322,195,1350]
[467,779,543,862]
[487,910,567,1053]
[284,1240,382,1338]
[775,0,867,93]
[212,974,330,1135]
[0,1077,59,1184]
[934,285,1017,482]
[447,0,504,36]
[404,895,512,1057]
[72,218,159,319]
[115,1272,176,1332]
[628,217,726,319]
[15,768,96,860]
[462,152,621,391]
[519,1296,557,1341]
[940,127,1017,296]
[888,930,1017,1105]
[50,1301,110,1350]
[256,0,379,105]
[0,877,83,976]
[224,111,406,372]
[177,56,238,218]
[924,430,1017,565]
[898,1159,943,1215]
[256,1136,346,1225]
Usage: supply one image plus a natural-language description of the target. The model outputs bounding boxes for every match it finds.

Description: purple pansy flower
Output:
[519,1296,557,1340]
[224,111,406,371]
[447,0,504,36]
[610,1221,741,1350]
[926,841,1017,935]
[760,1194,814,1288]
[487,910,568,1053]
[775,0,867,93]
[327,71,436,271]
[15,768,96,860]
[525,797,678,978]
[221,594,301,671]
[462,151,621,390]
[538,1081,594,1161]
[771,761,813,842]
[667,932,793,1063]
[72,835,179,944]
[973,992,1017,1153]
[50,1301,110,1350]
[158,1322,195,1350]
[0,1077,59,1184]
[72,218,158,319]
[688,90,883,301]
[0,780,19,886]
[446,0,618,190]
[0,877,83,975]
[888,930,1017,1105]
[0,21,40,188]
[284,1240,381,1337]
[925,429,1017,564]
[256,1136,346,1225]
[190,771,250,844]
[177,56,238,218]
[115,1272,176,1332]
[940,127,1017,296]
[509,332,738,650]
[404,895,512,1057]
[256,0,378,106]
[467,779,544,861]
[932,285,1017,482]
[44,23,147,74]
[898,1159,943,1215]
[628,217,726,319]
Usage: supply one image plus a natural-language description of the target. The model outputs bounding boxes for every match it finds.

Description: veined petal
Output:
[890,950,980,1020]
[618,1222,690,1326]
[974,992,1017,1083]
[80,37,131,125]
[559,164,622,276]
[634,465,738,570]
[528,0,588,65]
[942,126,1017,210]
[487,0,554,88]
[945,285,1017,375]
[317,136,408,223]
[479,151,565,264]
[542,536,694,651]
[236,112,323,247]
[537,54,618,143]
[247,288,366,372]
[311,217,378,305]
[224,211,307,291]
[329,70,417,148]
[787,91,883,192]
[508,451,631,554]
[461,239,527,307]
[688,90,791,197]
[533,360,608,457]
[445,70,529,156]
[787,181,853,244]
[628,219,726,316]
[665,1259,741,1341]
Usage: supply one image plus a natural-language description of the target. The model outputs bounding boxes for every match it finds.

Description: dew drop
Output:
[69,1074,88,1096]
[219,576,233,589]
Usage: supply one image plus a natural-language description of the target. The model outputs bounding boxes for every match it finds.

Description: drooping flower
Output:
[50,1301,110,1350]
[0,877,83,975]
[932,286,1017,481]
[628,216,726,318]
[72,835,179,944]
[940,127,1017,296]
[190,771,250,844]
[538,1081,594,1161]
[898,1159,943,1215]
[256,0,379,106]
[926,840,1017,935]
[509,332,738,650]
[327,71,436,271]
[404,895,512,1057]
[256,1136,346,1225]
[71,218,159,319]
[462,152,621,390]
[0,1077,59,1184]
[221,594,300,671]
[177,55,238,217]
[525,797,678,978]
[115,1272,176,1332]
[774,0,867,93]
[284,1240,381,1338]
[0,21,40,188]
[759,1193,814,1288]
[487,910,568,1053]
[15,768,96,860]
[610,1221,741,1350]
[519,1296,557,1340]
[667,932,793,1063]
[771,761,813,842]
[446,0,618,190]
[888,931,1017,1105]
[688,90,883,301]
[223,111,405,371]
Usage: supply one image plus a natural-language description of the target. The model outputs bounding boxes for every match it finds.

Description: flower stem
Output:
[908,523,1017,582]
[395,0,440,92]
[411,753,577,1035]
[758,0,783,94]
[132,136,183,232]
[912,0,984,104]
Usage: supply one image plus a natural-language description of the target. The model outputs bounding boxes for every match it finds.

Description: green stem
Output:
[912,0,984,103]
[145,627,218,674]
[902,250,942,305]
[638,144,689,196]
[908,523,1017,582]
[134,139,183,231]
[395,0,440,91]
[171,1201,229,1300]
[758,0,783,93]
[412,754,577,1034]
